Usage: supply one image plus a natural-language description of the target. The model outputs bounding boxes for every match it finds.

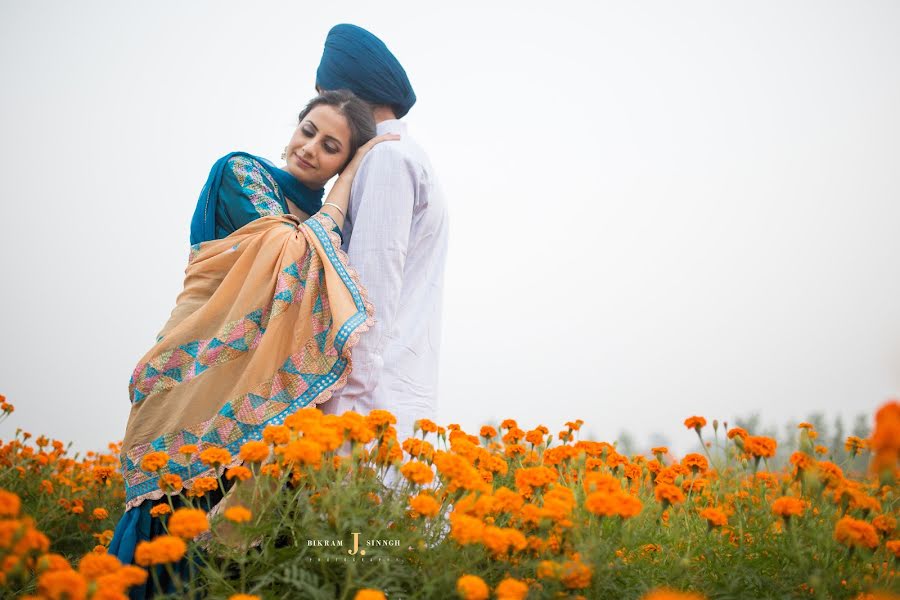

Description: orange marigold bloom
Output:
[168,507,209,539]
[727,427,748,440]
[790,451,814,472]
[536,560,558,579]
[260,463,282,478]
[886,539,900,558]
[873,514,896,536]
[682,453,708,473]
[91,508,109,520]
[844,436,867,456]
[77,552,121,580]
[36,553,72,574]
[416,418,439,434]
[684,416,707,431]
[814,445,828,455]
[134,535,187,566]
[366,409,397,430]
[409,493,441,518]
[139,451,169,473]
[37,569,88,600]
[699,507,727,527]
[449,512,485,545]
[514,466,558,496]
[279,439,323,468]
[559,555,592,589]
[400,460,435,485]
[149,503,172,517]
[651,446,669,455]
[199,447,231,467]
[158,473,183,493]
[641,590,707,600]
[745,436,777,459]
[262,425,290,445]
[479,425,497,439]
[223,506,252,524]
[225,466,253,481]
[871,400,900,475]
[495,577,529,600]
[179,444,198,456]
[771,496,805,518]
[229,595,262,600]
[188,477,218,497]
[239,440,270,463]
[654,483,685,506]
[353,591,386,600]
[500,419,518,430]
[456,574,490,600]
[817,460,844,488]
[0,490,21,518]
[797,422,814,430]
[834,515,879,549]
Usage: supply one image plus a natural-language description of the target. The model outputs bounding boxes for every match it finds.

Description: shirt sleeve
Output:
[216,156,285,236]
[337,146,418,406]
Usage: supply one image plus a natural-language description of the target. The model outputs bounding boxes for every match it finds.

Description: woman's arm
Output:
[318,133,400,231]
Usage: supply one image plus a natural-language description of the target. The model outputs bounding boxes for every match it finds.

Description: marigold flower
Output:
[727,427,748,440]
[654,483,685,507]
[139,451,169,473]
[134,535,187,566]
[873,514,896,536]
[844,436,867,456]
[449,512,485,545]
[260,463,282,478]
[886,539,900,558]
[684,416,707,431]
[91,508,108,520]
[559,555,592,589]
[187,477,219,497]
[167,508,209,539]
[682,453,708,473]
[179,444,198,456]
[495,577,529,600]
[745,436,777,459]
[651,446,668,456]
[158,473,183,493]
[263,425,290,445]
[36,553,72,574]
[0,490,21,518]
[871,400,900,475]
[278,439,323,468]
[150,503,172,517]
[223,506,252,524]
[199,447,231,467]
[416,418,439,434]
[354,591,386,600]
[77,552,121,580]
[456,574,490,600]
[536,560,558,579]
[834,515,879,550]
[366,409,397,430]
[771,496,805,519]
[409,493,441,518]
[699,507,727,528]
[229,595,262,600]
[641,590,706,600]
[225,466,253,481]
[400,460,435,485]
[238,440,270,463]
[37,569,88,600]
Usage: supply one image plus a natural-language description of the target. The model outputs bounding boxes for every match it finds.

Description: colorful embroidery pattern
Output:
[229,156,284,217]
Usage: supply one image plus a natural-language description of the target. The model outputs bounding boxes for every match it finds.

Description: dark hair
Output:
[297,90,376,168]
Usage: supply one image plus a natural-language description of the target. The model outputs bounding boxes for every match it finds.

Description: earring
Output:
[281,147,287,161]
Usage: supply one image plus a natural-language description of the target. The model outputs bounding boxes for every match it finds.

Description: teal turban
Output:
[316,24,416,119]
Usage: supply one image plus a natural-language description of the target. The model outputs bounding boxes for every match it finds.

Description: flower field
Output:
[1,392,899,600]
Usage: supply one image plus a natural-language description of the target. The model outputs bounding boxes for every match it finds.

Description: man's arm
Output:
[337,146,418,409]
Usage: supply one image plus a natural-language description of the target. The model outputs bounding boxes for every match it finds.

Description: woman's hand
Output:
[341,133,401,180]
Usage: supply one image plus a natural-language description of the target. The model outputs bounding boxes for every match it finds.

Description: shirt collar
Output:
[376,119,407,135]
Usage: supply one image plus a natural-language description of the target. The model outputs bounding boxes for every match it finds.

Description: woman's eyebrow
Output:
[303,119,343,148]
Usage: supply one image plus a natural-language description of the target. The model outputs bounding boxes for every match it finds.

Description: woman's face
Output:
[284,104,352,189]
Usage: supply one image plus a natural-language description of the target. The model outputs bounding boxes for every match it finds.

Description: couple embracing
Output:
[108,23,448,589]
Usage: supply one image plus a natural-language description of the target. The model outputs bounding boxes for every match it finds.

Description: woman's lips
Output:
[293,152,314,170]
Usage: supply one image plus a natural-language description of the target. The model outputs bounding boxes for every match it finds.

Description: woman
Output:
[108,90,396,595]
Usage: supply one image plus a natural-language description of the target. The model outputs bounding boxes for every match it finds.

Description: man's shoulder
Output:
[364,134,433,180]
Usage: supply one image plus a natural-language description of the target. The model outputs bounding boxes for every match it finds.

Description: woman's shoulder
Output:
[218,153,280,191]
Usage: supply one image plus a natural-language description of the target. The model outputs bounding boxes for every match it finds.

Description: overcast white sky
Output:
[1,1,899,455]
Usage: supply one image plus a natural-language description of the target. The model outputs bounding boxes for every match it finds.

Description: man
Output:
[316,24,449,456]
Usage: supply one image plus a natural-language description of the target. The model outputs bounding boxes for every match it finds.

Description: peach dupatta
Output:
[119,213,373,509]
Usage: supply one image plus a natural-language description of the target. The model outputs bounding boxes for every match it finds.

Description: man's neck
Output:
[372,105,398,123]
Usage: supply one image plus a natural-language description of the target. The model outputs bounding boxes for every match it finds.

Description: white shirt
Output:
[322,120,449,444]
